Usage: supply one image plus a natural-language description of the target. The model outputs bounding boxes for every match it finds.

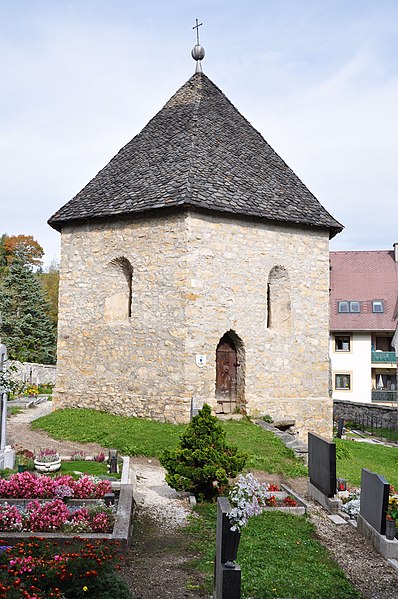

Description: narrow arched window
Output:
[104,257,133,322]
[267,266,291,334]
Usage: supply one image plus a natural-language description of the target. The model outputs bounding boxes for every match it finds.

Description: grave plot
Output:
[0,456,134,550]
[357,468,398,561]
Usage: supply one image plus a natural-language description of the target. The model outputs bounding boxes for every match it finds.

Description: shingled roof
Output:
[330,249,398,331]
[48,72,343,236]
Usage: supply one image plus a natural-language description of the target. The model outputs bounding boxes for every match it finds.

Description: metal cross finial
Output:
[192,18,203,46]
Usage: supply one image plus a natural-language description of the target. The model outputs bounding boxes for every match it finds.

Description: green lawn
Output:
[60,459,121,479]
[187,504,360,599]
[336,437,398,488]
[32,408,185,457]
[225,419,307,477]
[32,408,307,478]
[32,408,398,488]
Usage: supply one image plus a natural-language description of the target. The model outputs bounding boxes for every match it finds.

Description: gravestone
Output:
[308,432,336,498]
[360,468,390,535]
[214,497,241,599]
[0,344,14,470]
[190,396,205,419]
[0,344,8,458]
[336,417,344,439]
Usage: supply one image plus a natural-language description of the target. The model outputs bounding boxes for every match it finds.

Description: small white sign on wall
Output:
[195,354,207,368]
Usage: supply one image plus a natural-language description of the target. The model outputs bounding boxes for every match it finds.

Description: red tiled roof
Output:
[330,249,398,331]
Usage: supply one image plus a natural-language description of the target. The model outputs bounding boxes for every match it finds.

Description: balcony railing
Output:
[372,390,397,403]
[371,351,397,364]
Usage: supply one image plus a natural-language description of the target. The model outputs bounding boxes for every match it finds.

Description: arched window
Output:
[104,257,133,322]
[267,266,291,334]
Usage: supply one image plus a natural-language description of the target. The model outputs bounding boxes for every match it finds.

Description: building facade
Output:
[330,245,398,404]
[49,70,342,438]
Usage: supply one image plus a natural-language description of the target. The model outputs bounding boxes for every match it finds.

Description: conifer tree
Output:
[160,404,247,500]
[0,253,56,364]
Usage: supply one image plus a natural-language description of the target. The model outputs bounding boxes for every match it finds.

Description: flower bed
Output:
[228,474,307,531]
[0,471,112,500]
[0,457,134,550]
[0,537,133,599]
[0,499,115,533]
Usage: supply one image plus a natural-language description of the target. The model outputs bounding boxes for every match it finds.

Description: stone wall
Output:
[8,362,56,385]
[334,399,398,427]
[54,210,332,438]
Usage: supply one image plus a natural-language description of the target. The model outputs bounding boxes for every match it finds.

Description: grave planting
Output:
[0,537,133,599]
[188,504,360,599]
[0,456,134,548]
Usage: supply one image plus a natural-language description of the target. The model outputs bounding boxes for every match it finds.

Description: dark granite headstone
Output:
[336,417,345,439]
[214,497,241,599]
[360,468,390,534]
[308,432,336,498]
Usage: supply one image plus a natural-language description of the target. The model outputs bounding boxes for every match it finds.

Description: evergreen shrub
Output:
[160,404,247,501]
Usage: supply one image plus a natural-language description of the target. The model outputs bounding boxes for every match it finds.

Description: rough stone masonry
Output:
[54,210,332,439]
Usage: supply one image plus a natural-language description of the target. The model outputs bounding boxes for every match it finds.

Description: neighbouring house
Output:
[330,244,398,404]
[48,50,342,438]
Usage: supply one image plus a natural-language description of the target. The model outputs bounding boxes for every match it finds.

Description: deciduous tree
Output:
[39,259,59,326]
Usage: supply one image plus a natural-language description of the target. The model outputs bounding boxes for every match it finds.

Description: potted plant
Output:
[34,448,61,473]
[24,384,39,398]
[16,449,34,472]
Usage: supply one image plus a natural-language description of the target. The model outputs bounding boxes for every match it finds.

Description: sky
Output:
[1,0,397,268]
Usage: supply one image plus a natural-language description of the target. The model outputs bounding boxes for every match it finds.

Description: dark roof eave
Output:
[48,203,343,237]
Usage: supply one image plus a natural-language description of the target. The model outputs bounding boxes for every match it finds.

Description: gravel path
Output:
[8,401,108,456]
[7,404,398,598]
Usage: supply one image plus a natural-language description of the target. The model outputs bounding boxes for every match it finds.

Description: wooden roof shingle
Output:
[48,72,343,236]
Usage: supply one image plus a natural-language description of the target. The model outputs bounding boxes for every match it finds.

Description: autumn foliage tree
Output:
[3,234,44,266]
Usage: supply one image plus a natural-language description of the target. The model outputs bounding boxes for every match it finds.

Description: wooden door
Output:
[216,335,237,413]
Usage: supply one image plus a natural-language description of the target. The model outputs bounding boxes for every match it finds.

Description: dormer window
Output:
[372,300,384,313]
[338,301,349,313]
[338,301,361,313]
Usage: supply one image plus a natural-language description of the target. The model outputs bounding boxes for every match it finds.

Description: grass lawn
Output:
[32,408,185,457]
[60,459,121,479]
[187,505,360,599]
[32,408,307,478]
[225,419,307,477]
[336,437,398,488]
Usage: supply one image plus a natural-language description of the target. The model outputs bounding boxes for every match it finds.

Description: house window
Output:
[339,301,361,313]
[349,301,360,313]
[335,335,351,352]
[372,300,384,313]
[338,301,349,313]
[335,374,351,390]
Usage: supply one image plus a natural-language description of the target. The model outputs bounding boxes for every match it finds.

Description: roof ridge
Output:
[330,249,392,254]
[186,73,203,203]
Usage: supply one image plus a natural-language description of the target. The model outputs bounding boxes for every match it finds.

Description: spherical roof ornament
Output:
[191,44,205,72]
[191,19,205,73]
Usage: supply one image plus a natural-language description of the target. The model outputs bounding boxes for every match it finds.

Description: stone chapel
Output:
[49,49,342,438]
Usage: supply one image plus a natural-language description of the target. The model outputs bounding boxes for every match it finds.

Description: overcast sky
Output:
[1,0,397,267]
